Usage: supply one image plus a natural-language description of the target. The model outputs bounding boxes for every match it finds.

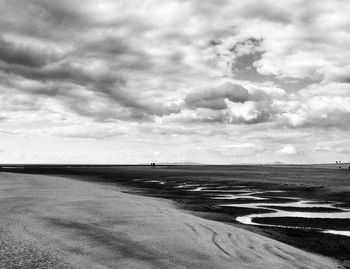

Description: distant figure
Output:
[348,166,350,171]
[336,161,342,169]
[151,162,156,168]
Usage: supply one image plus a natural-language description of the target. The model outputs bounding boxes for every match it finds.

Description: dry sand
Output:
[0,172,343,269]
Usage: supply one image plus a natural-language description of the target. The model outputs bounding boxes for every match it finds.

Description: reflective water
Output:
[220,194,350,237]
[134,178,350,237]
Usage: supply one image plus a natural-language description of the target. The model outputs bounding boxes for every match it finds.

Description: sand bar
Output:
[0,172,342,269]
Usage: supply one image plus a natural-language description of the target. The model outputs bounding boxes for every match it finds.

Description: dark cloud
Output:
[230,37,263,54]
[230,38,264,76]
[209,40,223,47]
[81,36,130,57]
[1,60,178,123]
[185,83,250,110]
[0,37,61,67]
[0,0,190,124]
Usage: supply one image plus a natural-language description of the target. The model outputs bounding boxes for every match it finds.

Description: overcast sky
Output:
[1,0,350,164]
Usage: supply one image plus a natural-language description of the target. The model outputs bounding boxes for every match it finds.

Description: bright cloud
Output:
[278,145,297,155]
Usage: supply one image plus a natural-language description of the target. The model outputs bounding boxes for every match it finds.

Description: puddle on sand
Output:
[323,230,350,237]
[144,180,166,185]
[210,190,285,201]
[221,198,350,237]
[211,194,267,200]
[183,184,201,187]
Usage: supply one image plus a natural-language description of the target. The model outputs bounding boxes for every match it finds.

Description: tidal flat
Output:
[1,164,349,268]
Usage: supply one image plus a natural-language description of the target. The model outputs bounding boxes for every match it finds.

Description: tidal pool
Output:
[133,178,350,237]
[221,196,350,237]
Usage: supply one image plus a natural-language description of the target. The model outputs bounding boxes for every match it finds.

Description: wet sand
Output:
[0,172,343,269]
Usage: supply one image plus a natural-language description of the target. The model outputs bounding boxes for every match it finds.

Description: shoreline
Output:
[0,171,343,269]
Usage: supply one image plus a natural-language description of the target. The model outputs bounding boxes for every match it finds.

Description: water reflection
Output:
[220,196,350,237]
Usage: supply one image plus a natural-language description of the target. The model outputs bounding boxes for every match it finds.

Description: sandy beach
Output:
[0,172,343,269]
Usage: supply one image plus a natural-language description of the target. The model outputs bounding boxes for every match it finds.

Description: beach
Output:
[0,171,343,269]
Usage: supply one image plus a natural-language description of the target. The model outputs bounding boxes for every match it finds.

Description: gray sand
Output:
[0,172,342,268]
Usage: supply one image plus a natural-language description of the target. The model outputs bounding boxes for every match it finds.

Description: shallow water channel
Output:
[134,179,350,237]
[212,189,350,237]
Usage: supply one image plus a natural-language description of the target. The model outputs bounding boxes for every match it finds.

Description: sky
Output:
[0,0,350,164]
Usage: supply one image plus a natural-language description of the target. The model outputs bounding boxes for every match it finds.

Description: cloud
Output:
[0,0,187,123]
[225,98,274,124]
[182,82,277,124]
[276,82,350,129]
[241,2,292,24]
[230,37,263,57]
[185,83,250,110]
[244,1,350,83]
[0,35,63,67]
[1,0,350,163]
[277,145,297,155]
[3,0,348,127]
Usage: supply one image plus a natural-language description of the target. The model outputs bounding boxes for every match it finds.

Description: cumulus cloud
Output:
[183,82,277,124]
